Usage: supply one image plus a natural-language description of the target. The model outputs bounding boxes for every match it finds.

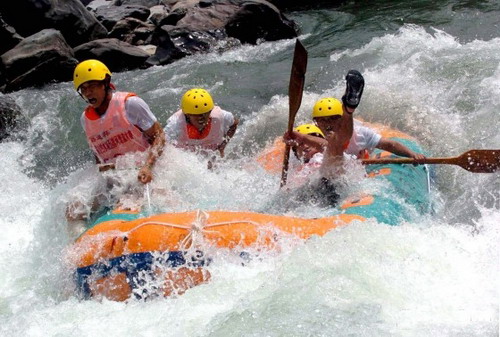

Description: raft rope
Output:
[144,183,152,213]
[120,210,262,251]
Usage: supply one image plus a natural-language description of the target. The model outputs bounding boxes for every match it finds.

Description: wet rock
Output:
[136,44,157,55]
[74,38,151,71]
[109,17,156,45]
[86,0,114,11]
[169,0,239,32]
[114,0,161,7]
[93,4,150,31]
[1,29,78,92]
[148,5,170,26]
[225,0,297,44]
[163,0,296,44]
[0,96,29,141]
[168,28,228,55]
[145,27,186,66]
[157,7,188,26]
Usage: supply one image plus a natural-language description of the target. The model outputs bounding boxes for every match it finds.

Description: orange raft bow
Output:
[68,210,365,301]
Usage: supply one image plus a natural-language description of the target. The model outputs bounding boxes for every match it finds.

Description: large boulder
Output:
[0,96,29,141]
[148,5,170,26]
[93,4,150,31]
[168,28,231,55]
[1,29,78,92]
[145,26,186,66]
[73,38,151,71]
[0,0,108,47]
[109,17,156,45]
[167,0,239,32]
[225,0,297,44]
[114,0,160,6]
[161,0,296,44]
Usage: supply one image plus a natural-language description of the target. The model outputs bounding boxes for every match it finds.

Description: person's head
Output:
[73,59,113,108]
[181,88,214,131]
[293,123,325,163]
[311,97,344,136]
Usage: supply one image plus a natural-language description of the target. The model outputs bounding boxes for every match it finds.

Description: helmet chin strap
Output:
[77,91,88,102]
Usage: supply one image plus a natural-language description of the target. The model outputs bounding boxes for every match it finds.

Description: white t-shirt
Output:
[345,120,381,156]
[80,95,157,131]
[164,107,235,143]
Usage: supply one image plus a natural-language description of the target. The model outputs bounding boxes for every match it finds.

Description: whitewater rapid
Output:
[1,20,499,337]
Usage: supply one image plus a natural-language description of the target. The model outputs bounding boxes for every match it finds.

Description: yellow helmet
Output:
[312,97,343,118]
[294,124,325,138]
[73,59,111,91]
[181,88,214,115]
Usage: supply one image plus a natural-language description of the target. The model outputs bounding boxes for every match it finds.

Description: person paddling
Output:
[282,70,426,205]
[164,88,239,168]
[285,70,425,174]
[67,59,165,221]
[282,124,326,188]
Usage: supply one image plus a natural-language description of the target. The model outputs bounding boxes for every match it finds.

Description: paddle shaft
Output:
[363,157,457,165]
[280,39,308,187]
[362,149,500,173]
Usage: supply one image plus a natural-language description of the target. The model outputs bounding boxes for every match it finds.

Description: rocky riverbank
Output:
[0,0,345,139]
[0,0,345,94]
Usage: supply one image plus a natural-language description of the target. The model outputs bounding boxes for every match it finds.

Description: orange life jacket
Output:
[82,92,150,164]
[174,106,226,151]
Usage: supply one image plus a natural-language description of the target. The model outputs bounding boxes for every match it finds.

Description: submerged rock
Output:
[0,96,29,141]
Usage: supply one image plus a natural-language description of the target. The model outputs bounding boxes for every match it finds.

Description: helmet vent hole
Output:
[88,68,92,72]
[195,105,198,108]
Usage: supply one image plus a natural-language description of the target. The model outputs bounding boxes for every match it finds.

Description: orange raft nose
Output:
[68,210,365,301]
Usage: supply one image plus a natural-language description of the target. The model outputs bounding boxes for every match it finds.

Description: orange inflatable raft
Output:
[69,210,365,301]
[68,121,430,301]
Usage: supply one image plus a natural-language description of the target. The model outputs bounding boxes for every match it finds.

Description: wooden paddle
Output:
[280,39,308,187]
[362,149,500,173]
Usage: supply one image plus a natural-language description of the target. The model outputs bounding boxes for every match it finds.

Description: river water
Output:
[1,1,499,336]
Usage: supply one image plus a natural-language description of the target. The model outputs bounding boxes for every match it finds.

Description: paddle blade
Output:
[456,149,500,173]
[362,149,500,173]
[281,39,308,187]
[287,39,308,131]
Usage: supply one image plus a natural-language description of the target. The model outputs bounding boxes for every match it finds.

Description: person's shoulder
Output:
[217,107,236,124]
[353,121,376,135]
[125,95,147,105]
[215,106,233,116]
[166,110,183,123]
